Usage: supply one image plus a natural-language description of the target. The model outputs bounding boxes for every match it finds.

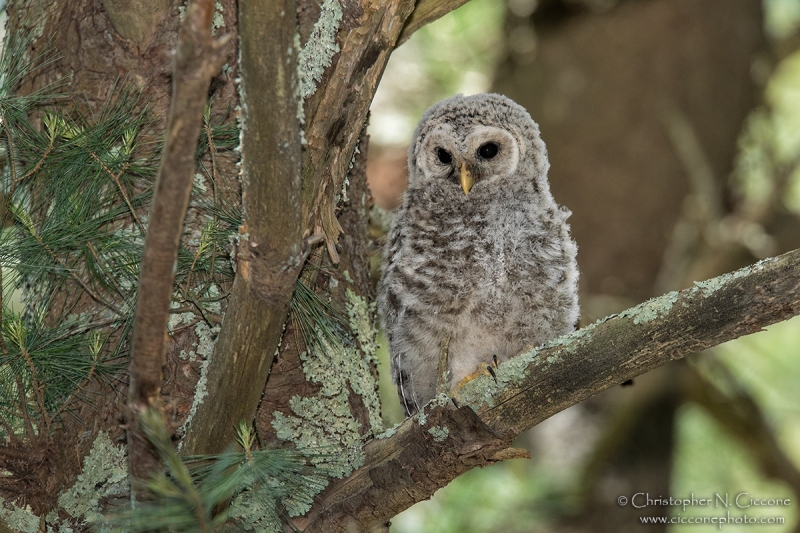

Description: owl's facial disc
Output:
[416,124,523,195]
[463,126,522,187]
[416,125,461,186]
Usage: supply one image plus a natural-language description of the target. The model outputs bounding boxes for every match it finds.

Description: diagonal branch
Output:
[297,248,800,532]
[397,0,473,45]
[128,0,230,493]
[180,0,309,456]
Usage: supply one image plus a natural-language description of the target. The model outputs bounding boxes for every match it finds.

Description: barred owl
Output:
[377,93,579,416]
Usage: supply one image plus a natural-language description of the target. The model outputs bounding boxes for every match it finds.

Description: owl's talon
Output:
[492,354,499,368]
[449,361,498,407]
[454,361,497,390]
[451,397,460,409]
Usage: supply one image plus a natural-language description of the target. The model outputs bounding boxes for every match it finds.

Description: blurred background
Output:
[366,0,800,531]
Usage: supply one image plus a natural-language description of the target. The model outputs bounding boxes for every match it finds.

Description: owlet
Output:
[377,93,579,416]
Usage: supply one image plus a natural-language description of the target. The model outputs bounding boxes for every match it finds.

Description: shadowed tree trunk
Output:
[3,0,240,512]
[493,0,766,300]
[0,0,463,527]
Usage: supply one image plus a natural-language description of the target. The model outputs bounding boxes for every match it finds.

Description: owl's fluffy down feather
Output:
[378,94,579,416]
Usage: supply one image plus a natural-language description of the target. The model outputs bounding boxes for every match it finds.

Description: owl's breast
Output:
[385,187,570,321]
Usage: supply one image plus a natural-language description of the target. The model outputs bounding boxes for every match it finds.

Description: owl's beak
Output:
[459,162,474,194]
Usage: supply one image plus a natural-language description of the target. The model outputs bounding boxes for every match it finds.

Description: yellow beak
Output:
[459,162,474,194]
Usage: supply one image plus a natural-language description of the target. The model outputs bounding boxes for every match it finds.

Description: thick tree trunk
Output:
[3,0,240,514]
[0,0,440,527]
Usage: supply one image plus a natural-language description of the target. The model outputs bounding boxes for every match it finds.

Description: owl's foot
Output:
[455,360,497,388]
[450,356,499,407]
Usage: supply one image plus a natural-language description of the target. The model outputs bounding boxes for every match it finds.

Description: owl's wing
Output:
[377,208,406,335]
[377,207,423,415]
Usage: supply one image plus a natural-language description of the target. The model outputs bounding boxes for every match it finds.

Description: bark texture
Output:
[299,0,416,260]
[3,0,238,513]
[4,0,798,531]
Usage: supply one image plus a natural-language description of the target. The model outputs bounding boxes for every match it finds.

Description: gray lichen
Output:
[270,290,382,502]
[193,172,208,194]
[428,426,450,442]
[271,326,380,477]
[345,288,379,367]
[0,497,40,533]
[168,300,195,333]
[620,290,680,325]
[272,388,365,480]
[229,490,282,532]
[177,321,220,449]
[375,422,401,439]
[298,0,343,99]
[57,432,129,524]
[343,269,354,284]
[212,1,225,34]
[689,259,764,297]
[456,315,613,408]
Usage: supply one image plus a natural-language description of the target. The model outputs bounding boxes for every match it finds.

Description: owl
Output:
[377,93,579,416]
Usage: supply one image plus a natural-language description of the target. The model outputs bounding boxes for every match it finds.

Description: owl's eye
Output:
[436,148,452,165]
[478,142,499,159]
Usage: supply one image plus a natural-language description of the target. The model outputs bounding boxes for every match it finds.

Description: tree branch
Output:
[298,248,800,532]
[128,0,229,490]
[300,0,416,260]
[397,0,472,46]
[180,0,309,456]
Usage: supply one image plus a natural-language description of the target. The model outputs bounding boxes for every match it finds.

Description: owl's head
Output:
[408,93,550,196]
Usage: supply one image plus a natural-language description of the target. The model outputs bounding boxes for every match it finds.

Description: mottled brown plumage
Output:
[378,94,579,416]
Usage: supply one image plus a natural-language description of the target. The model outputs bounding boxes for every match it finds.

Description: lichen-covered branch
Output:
[297,249,800,532]
[299,0,416,261]
[128,0,229,489]
[180,0,309,456]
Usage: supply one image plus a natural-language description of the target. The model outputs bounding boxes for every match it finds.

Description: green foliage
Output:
[0,302,112,437]
[0,39,240,440]
[673,403,796,532]
[733,49,800,219]
[290,276,350,354]
[107,411,342,532]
